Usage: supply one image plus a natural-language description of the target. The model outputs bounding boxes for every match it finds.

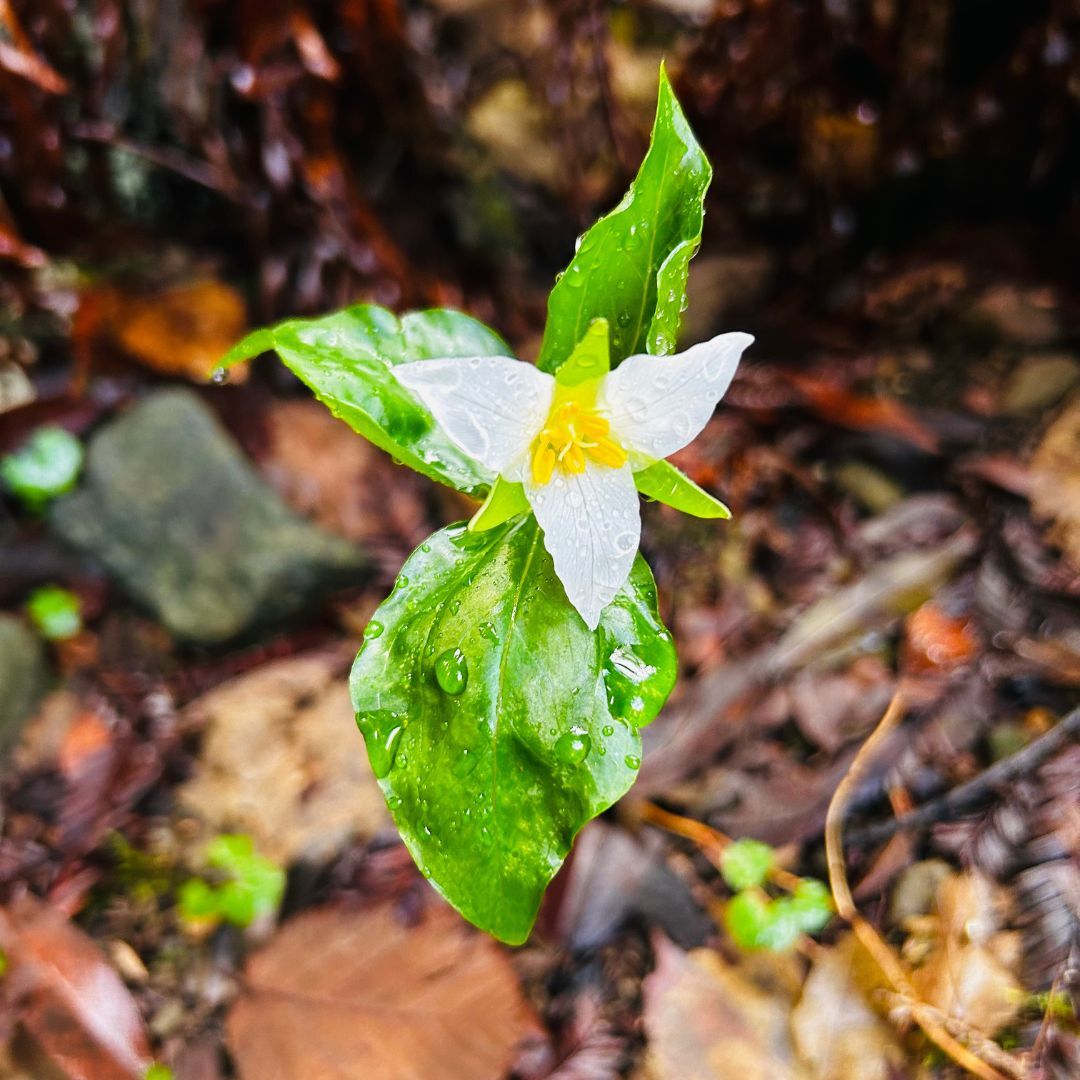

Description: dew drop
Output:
[554,729,592,765]
[478,621,499,643]
[434,647,469,695]
[452,747,480,779]
[616,311,632,328]
[364,723,403,778]
[210,366,228,384]
[450,598,461,615]
[624,753,641,770]
[363,621,384,639]
[602,724,614,737]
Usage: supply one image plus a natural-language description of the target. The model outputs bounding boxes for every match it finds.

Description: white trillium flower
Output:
[393,326,753,630]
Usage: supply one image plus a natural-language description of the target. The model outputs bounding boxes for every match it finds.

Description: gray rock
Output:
[0,614,48,756]
[51,390,366,644]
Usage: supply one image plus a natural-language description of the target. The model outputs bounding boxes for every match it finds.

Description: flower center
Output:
[531,401,627,485]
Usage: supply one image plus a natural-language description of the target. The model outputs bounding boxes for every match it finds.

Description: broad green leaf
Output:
[221,305,512,498]
[555,318,610,387]
[469,476,529,532]
[351,518,677,944]
[537,65,711,373]
[724,889,773,951]
[634,460,731,519]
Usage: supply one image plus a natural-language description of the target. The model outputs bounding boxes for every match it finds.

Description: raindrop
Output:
[554,729,592,765]
[616,311,632,328]
[624,753,641,769]
[365,723,403,778]
[452,747,480,778]
[601,724,614,737]
[450,599,462,615]
[210,367,228,384]
[421,542,432,553]
[363,621,384,639]
[478,621,499,643]
[434,647,469,695]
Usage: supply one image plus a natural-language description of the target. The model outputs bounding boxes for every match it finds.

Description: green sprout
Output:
[26,585,83,640]
[178,834,285,930]
[0,426,83,511]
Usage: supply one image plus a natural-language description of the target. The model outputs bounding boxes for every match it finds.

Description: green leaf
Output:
[25,585,82,641]
[635,460,731,519]
[221,305,512,498]
[537,65,711,373]
[469,477,530,532]
[351,518,677,944]
[555,318,611,387]
[1,426,83,510]
[720,838,775,891]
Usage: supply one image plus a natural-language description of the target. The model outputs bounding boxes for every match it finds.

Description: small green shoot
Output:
[178,834,285,930]
[0,426,83,510]
[26,585,83,640]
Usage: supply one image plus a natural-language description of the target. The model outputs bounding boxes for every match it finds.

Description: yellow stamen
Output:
[530,401,627,485]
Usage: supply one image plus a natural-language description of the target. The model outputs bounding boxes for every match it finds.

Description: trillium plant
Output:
[223,67,753,944]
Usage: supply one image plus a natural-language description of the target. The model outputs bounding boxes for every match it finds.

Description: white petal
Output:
[598,331,753,463]
[393,356,554,475]
[525,463,640,631]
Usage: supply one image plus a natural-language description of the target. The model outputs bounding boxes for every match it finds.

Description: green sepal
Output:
[537,64,711,374]
[634,460,731,519]
[469,477,529,532]
[351,518,677,944]
[220,305,512,498]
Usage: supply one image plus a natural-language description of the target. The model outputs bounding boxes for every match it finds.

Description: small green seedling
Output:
[0,426,83,511]
[144,1066,174,1080]
[721,839,833,952]
[26,585,82,640]
[177,834,285,930]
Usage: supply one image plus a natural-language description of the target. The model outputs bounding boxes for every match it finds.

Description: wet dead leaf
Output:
[178,649,388,867]
[262,399,430,553]
[226,902,538,1080]
[902,601,979,673]
[1030,395,1080,565]
[642,935,809,1080]
[0,895,152,1080]
[111,280,248,382]
[790,935,903,1080]
[904,871,1024,1037]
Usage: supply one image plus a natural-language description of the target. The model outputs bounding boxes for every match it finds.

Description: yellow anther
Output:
[530,401,627,485]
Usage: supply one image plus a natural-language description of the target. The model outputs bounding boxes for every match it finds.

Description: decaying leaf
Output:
[0,895,152,1080]
[1030,395,1080,566]
[790,935,903,1080]
[226,902,538,1080]
[642,934,809,1080]
[178,648,388,867]
[107,280,249,383]
[904,871,1025,1037]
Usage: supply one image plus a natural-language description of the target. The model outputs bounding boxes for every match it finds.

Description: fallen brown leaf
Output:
[178,649,388,867]
[226,902,538,1080]
[904,871,1024,1038]
[0,895,151,1080]
[642,934,809,1080]
[1030,394,1080,566]
[790,935,903,1080]
[110,280,248,382]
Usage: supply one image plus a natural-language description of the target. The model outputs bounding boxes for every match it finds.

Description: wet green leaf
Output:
[351,518,677,943]
[221,306,511,497]
[724,889,774,951]
[537,65,711,373]
[178,834,285,929]
[1,426,83,510]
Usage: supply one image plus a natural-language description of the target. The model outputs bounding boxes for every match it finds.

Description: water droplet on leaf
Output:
[554,730,591,765]
[434,647,469,695]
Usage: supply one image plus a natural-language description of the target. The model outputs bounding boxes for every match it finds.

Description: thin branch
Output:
[849,705,1080,848]
[825,689,1019,1080]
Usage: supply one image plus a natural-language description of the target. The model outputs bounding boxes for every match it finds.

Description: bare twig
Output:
[849,705,1080,847]
[825,689,1019,1080]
